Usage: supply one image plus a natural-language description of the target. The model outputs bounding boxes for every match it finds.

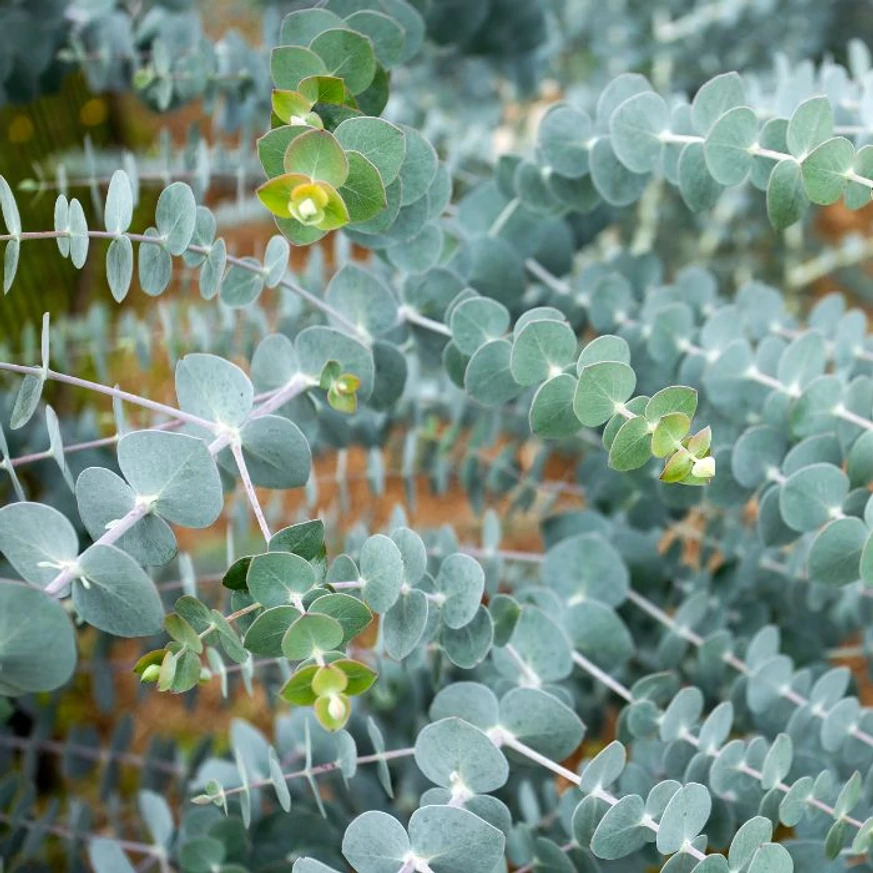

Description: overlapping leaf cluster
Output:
[529,56,873,228]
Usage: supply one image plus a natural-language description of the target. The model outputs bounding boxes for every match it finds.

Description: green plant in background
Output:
[7,2,873,873]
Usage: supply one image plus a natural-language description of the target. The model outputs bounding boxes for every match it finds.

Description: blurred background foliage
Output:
[4,0,873,350]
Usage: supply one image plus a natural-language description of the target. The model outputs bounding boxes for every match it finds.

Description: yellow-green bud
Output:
[141,664,161,683]
[691,456,715,478]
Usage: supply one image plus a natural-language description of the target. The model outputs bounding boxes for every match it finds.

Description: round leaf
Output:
[779,463,848,533]
[0,584,76,695]
[117,431,224,528]
[155,182,196,256]
[510,319,577,386]
[239,415,312,490]
[73,544,164,637]
[499,687,585,761]
[359,534,403,613]
[574,361,637,427]
[408,805,504,873]
[609,91,668,174]
[310,28,376,95]
[0,502,79,588]
[414,717,508,793]
[434,553,485,630]
[247,551,315,606]
[176,354,253,427]
[342,811,409,873]
[281,613,344,660]
[283,129,350,187]
[335,117,406,185]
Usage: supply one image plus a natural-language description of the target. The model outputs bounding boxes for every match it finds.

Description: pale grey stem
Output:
[230,441,271,542]
[399,305,452,337]
[0,811,166,859]
[218,746,416,798]
[0,229,465,344]
[525,258,571,295]
[571,651,633,702]
[0,362,217,432]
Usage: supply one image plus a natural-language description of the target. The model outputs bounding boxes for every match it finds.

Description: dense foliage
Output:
[5,2,873,873]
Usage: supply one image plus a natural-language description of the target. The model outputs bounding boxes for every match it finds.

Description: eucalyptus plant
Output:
[5,2,873,873]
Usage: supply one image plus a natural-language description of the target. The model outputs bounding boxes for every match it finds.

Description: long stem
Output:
[0,734,182,776]
[504,643,543,688]
[225,602,263,625]
[571,651,632,702]
[743,367,797,397]
[657,130,873,193]
[525,258,571,295]
[460,545,544,564]
[488,198,520,237]
[230,441,271,542]
[654,0,753,42]
[0,362,216,432]
[399,305,452,337]
[0,812,165,859]
[3,228,367,339]
[835,405,873,433]
[8,433,116,467]
[624,590,873,747]
[0,229,456,345]
[217,746,416,799]
[787,237,873,289]
[7,419,185,469]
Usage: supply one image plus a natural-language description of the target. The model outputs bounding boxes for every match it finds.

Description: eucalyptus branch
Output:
[0,228,456,346]
[210,747,416,801]
[461,541,873,755]
[0,812,167,860]
[658,131,873,188]
[0,228,364,340]
[43,372,312,597]
[496,733,708,862]
[623,585,873,749]
[0,362,217,432]
[523,254,873,443]
[787,237,873,289]
[570,645,871,848]
[0,733,183,776]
